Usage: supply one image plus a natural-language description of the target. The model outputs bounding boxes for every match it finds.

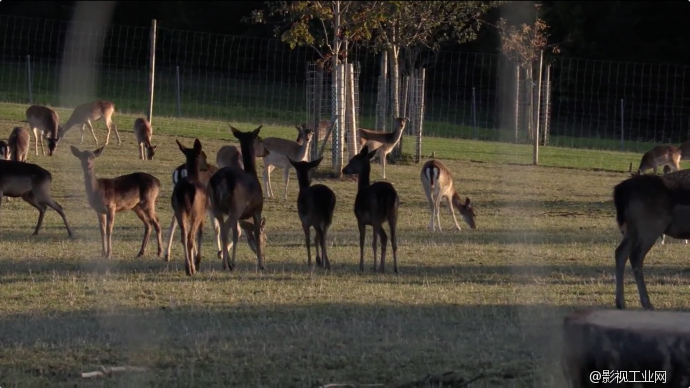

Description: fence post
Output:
[416,68,426,164]
[347,63,358,160]
[312,64,324,160]
[376,51,388,131]
[533,50,544,165]
[472,86,477,140]
[175,65,181,118]
[26,55,33,104]
[620,99,625,152]
[542,64,551,146]
[147,19,157,124]
[514,64,520,143]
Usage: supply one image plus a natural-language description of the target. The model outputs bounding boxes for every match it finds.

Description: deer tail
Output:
[424,165,436,188]
[612,182,629,230]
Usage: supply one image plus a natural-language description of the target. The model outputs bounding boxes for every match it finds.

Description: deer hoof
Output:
[163,255,170,262]
[217,250,222,259]
[137,251,145,258]
[316,256,323,267]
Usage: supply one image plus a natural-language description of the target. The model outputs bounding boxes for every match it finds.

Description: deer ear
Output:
[367,149,378,160]
[252,125,263,137]
[309,157,324,169]
[176,139,186,153]
[93,146,105,158]
[465,197,471,206]
[287,156,298,168]
[193,139,203,154]
[360,145,369,155]
[70,145,81,157]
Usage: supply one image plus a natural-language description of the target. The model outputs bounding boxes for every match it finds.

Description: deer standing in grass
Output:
[71,146,163,259]
[261,126,314,200]
[209,125,267,271]
[357,117,409,179]
[133,118,157,160]
[26,105,61,156]
[9,127,30,162]
[630,145,681,175]
[342,145,400,274]
[288,156,336,270]
[58,101,121,146]
[613,170,690,310]
[0,159,74,237]
[171,139,210,276]
[420,159,477,232]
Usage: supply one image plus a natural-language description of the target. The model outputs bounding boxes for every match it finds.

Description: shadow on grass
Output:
[0,303,572,387]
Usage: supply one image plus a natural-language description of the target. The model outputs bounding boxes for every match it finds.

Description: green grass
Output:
[0,102,690,387]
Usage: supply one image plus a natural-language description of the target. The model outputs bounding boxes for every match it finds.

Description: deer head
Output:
[452,195,477,230]
[70,145,104,169]
[342,145,378,175]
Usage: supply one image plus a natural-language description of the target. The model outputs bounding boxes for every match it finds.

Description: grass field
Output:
[1,101,690,387]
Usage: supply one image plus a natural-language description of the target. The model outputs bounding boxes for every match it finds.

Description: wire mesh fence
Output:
[2,14,690,170]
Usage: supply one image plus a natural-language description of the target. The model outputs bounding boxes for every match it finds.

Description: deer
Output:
[629,145,681,176]
[420,159,477,232]
[70,145,163,259]
[208,125,267,271]
[0,159,74,238]
[170,139,211,276]
[8,127,30,162]
[261,126,314,200]
[133,118,157,160]
[612,170,690,310]
[287,156,336,270]
[26,105,61,157]
[342,145,400,274]
[215,134,270,169]
[357,117,409,179]
[58,100,121,146]
[164,149,266,262]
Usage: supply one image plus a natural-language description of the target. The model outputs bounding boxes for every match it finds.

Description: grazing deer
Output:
[171,139,211,276]
[613,170,690,310]
[357,117,409,179]
[0,159,74,237]
[8,127,30,162]
[70,145,163,259]
[58,101,121,146]
[215,135,269,169]
[342,145,400,274]
[133,118,157,160]
[420,159,477,232]
[208,125,267,271]
[261,126,314,200]
[164,161,265,262]
[288,156,336,270]
[26,105,61,156]
[0,141,9,160]
[630,145,681,175]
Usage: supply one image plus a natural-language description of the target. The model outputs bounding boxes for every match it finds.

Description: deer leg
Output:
[194,220,204,270]
[630,237,657,310]
[283,166,290,201]
[303,223,313,269]
[381,151,387,179]
[262,164,273,198]
[34,188,74,238]
[180,221,193,276]
[84,121,97,145]
[105,209,116,259]
[133,207,151,257]
[253,213,265,271]
[358,221,366,272]
[109,120,122,145]
[164,216,178,262]
[314,228,323,268]
[378,227,388,274]
[434,198,443,232]
[147,206,163,257]
[97,213,107,256]
[447,196,462,231]
[38,132,45,156]
[217,214,232,270]
[321,225,331,270]
[423,185,434,231]
[33,128,38,156]
[229,218,240,271]
[371,224,380,272]
[208,211,222,259]
[615,235,632,309]
[389,216,399,274]
[21,192,46,236]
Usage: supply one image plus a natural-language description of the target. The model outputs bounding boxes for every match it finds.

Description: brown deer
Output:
[342,145,400,274]
[215,135,269,169]
[171,139,210,275]
[0,141,9,160]
[630,145,681,175]
[164,160,265,262]
[261,126,314,200]
[70,145,163,259]
[208,125,267,271]
[287,156,336,270]
[8,127,30,162]
[420,159,477,232]
[26,105,61,156]
[0,159,74,237]
[357,117,409,179]
[613,170,690,310]
[58,101,121,146]
[133,118,157,160]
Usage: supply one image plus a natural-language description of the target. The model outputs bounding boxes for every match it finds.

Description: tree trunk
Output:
[389,45,401,158]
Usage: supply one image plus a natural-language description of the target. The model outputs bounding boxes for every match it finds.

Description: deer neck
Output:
[295,138,312,161]
[81,165,100,196]
[391,124,405,144]
[239,141,258,177]
[357,162,372,191]
[295,171,311,191]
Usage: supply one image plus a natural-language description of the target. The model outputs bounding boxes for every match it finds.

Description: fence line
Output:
[1,14,690,160]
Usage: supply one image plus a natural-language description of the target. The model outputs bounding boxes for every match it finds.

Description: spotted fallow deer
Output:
[133,118,157,160]
[208,125,267,271]
[261,126,314,200]
[70,145,163,259]
[26,105,61,156]
[629,145,681,176]
[420,159,477,232]
[342,145,400,274]
[357,117,409,179]
[8,127,30,162]
[58,100,121,146]
[288,156,336,270]
[613,170,690,310]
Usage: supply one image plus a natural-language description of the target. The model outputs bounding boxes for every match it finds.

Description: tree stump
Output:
[562,309,690,387]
